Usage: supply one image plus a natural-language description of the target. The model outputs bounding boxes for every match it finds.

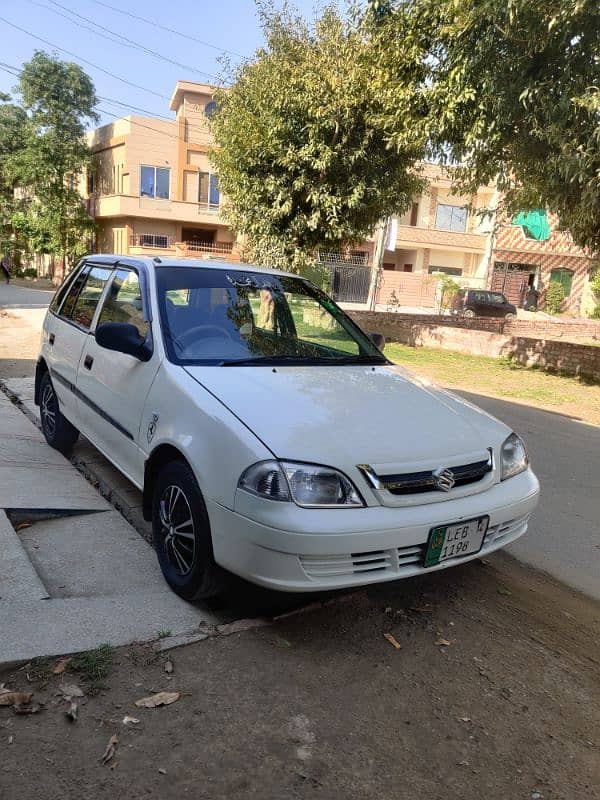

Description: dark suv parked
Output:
[450,289,517,319]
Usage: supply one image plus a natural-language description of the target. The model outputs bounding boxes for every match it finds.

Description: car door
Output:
[75,266,160,485]
[45,263,112,426]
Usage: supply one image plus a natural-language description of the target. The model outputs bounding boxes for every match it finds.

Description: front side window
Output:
[98,268,149,338]
[140,166,170,199]
[435,204,467,233]
[64,266,113,330]
[156,267,385,366]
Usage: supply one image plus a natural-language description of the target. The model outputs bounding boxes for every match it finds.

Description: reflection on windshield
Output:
[156,267,386,366]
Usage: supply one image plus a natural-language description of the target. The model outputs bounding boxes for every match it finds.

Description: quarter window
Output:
[49,265,83,314]
[98,268,148,338]
[140,166,170,200]
[435,204,467,233]
[65,266,113,330]
[59,265,91,320]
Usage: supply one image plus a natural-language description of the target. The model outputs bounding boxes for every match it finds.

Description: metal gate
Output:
[317,252,372,303]
[491,262,537,305]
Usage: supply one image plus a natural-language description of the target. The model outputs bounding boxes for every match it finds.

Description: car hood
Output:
[184,364,511,471]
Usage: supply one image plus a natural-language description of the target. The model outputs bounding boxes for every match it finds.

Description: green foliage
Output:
[68,643,114,689]
[210,4,426,273]
[431,272,461,313]
[545,281,566,314]
[3,52,98,268]
[374,0,600,252]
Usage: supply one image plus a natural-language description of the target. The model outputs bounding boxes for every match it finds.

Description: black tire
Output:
[504,312,516,320]
[462,308,476,318]
[152,460,224,601]
[39,372,79,454]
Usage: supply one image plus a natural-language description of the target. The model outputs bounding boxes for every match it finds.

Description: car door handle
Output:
[83,354,94,370]
[49,333,55,345]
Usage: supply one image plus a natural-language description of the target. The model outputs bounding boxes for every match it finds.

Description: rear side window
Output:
[97,268,148,338]
[59,265,91,320]
[63,266,113,330]
[49,265,82,314]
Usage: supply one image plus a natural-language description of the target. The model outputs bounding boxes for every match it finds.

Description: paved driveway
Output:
[459,391,600,600]
[0,283,54,309]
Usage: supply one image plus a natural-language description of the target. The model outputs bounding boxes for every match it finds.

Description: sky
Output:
[0,0,320,127]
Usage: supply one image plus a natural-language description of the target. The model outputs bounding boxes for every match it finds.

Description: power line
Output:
[84,0,246,60]
[39,0,219,82]
[0,15,171,101]
[0,61,217,140]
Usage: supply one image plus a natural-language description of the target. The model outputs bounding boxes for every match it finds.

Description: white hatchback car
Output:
[36,255,539,600]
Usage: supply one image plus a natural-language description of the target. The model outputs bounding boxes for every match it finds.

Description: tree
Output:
[369,0,600,252]
[5,52,98,277]
[0,94,27,257]
[210,4,427,271]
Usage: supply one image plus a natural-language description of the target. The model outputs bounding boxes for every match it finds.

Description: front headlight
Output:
[238,460,364,507]
[501,433,529,480]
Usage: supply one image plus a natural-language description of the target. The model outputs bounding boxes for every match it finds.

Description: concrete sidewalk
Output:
[0,390,216,666]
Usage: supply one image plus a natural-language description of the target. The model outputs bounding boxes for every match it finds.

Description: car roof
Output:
[83,254,298,280]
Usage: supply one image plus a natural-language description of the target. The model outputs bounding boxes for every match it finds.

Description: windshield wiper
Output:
[220,354,387,367]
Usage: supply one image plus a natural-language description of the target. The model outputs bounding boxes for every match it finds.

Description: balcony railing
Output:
[198,201,221,214]
[182,240,233,255]
[129,233,172,249]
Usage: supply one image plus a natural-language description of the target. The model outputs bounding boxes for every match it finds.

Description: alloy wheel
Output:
[159,484,196,576]
[41,382,57,438]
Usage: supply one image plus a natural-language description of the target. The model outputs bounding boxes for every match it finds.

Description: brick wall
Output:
[349,311,600,381]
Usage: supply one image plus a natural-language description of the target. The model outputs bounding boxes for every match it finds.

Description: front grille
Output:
[360,456,492,496]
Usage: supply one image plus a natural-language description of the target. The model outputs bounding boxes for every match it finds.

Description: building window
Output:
[198,172,221,210]
[435,204,467,233]
[204,101,218,119]
[428,266,462,276]
[140,233,169,249]
[403,264,413,272]
[409,203,419,226]
[549,268,573,296]
[140,165,170,199]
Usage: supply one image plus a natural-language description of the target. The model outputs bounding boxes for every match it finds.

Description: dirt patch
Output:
[0,308,45,379]
[1,554,598,800]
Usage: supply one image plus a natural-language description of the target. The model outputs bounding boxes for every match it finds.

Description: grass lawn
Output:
[385,343,600,426]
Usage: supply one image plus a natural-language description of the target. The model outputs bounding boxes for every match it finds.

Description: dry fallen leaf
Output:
[122,715,140,725]
[101,734,119,764]
[61,684,84,699]
[435,638,454,647]
[164,660,174,675]
[52,658,70,675]
[14,702,43,715]
[15,522,31,532]
[383,633,402,650]
[65,701,78,722]
[0,692,33,707]
[134,691,181,709]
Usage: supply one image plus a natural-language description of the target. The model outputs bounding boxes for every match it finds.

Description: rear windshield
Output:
[155,267,386,367]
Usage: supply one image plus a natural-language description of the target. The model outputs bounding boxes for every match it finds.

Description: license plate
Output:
[424,516,489,568]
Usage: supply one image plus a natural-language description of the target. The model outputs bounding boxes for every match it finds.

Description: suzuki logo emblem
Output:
[433,467,455,492]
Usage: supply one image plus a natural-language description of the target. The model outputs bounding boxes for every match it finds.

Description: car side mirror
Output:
[95,322,152,362]
[369,332,385,350]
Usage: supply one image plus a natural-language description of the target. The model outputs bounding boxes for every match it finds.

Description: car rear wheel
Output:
[504,312,516,320]
[152,460,224,601]
[462,309,476,318]
[39,372,79,454]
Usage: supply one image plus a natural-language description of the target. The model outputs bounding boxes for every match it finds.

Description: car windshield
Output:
[155,266,386,366]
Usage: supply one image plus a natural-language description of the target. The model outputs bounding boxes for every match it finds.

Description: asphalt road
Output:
[0,282,54,308]
[459,391,600,600]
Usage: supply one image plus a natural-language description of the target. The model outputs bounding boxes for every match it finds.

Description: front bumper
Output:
[207,469,540,592]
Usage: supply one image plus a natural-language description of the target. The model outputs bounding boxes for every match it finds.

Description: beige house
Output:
[87,81,238,261]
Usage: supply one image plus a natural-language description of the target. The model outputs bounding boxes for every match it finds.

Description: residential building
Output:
[86,81,238,262]
[490,209,593,313]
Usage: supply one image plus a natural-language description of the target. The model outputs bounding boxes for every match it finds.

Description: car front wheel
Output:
[152,460,224,601]
[39,372,79,454]
[462,309,476,318]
